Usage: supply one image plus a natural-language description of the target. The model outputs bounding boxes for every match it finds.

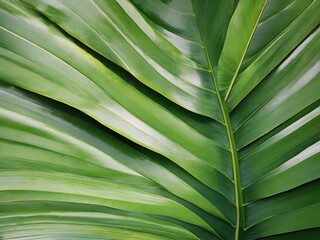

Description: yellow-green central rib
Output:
[219,95,245,240]
[210,70,245,240]
[209,69,245,240]
[210,71,245,240]
[192,3,245,239]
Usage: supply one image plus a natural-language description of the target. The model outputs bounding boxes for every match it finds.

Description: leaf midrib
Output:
[191,1,245,239]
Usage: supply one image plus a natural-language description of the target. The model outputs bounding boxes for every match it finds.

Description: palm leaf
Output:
[0,0,319,239]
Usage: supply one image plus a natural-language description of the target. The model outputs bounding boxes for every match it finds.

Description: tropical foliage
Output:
[0,0,319,239]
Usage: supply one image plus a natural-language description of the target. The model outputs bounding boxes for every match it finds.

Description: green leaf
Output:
[217,0,267,97]
[0,0,319,239]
